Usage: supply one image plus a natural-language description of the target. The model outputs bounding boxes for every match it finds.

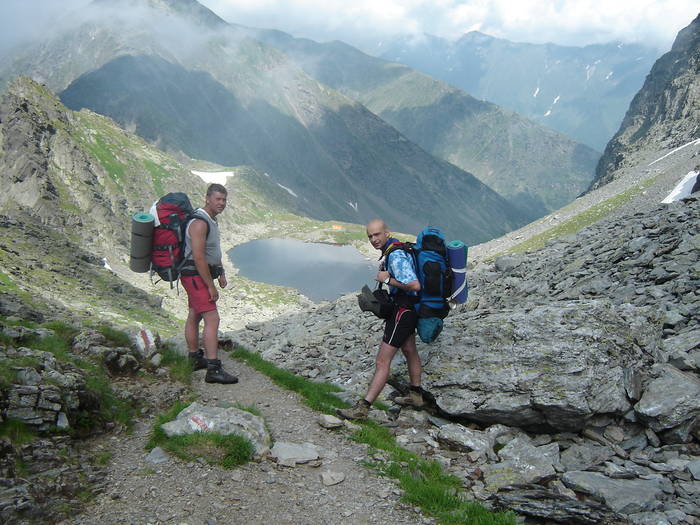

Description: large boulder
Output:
[561,471,665,514]
[426,301,655,432]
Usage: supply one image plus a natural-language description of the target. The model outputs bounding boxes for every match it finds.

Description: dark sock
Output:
[409,385,421,392]
[207,358,221,366]
[361,399,371,407]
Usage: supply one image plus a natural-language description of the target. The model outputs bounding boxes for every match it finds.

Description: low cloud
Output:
[202,0,699,51]
[0,0,90,54]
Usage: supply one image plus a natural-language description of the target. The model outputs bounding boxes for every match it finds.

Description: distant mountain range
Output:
[375,31,660,152]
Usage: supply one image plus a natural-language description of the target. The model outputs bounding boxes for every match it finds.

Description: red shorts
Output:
[181,275,217,314]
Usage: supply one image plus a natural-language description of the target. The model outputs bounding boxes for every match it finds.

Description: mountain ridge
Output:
[245,27,600,220]
[593,13,700,189]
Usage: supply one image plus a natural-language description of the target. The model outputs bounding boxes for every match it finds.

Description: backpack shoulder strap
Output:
[188,210,211,239]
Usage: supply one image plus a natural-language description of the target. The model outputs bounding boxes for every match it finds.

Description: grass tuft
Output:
[231,347,347,414]
[353,421,516,525]
[95,324,132,347]
[42,321,80,341]
[146,400,254,468]
[0,418,36,445]
[93,451,113,466]
[160,345,193,384]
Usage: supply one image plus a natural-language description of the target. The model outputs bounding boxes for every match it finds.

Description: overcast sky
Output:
[0,1,697,55]
[200,0,698,52]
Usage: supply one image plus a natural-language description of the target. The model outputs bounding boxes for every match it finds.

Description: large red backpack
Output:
[151,192,195,282]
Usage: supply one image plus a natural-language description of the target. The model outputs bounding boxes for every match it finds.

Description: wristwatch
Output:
[383,275,391,284]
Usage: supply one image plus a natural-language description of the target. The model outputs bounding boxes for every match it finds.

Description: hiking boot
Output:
[394,388,426,408]
[188,349,208,371]
[336,399,370,420]
[205,359,239,384]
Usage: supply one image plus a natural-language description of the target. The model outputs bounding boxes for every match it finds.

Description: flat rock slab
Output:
[270,441,320,465]
[562,471,664,514]
[145,446,170,465]
[160,402,271,456]
[320,470,346,486]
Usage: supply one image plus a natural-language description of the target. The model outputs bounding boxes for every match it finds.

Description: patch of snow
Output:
[190,170,233,185]
[585,65,595,81]
[346,201,358,212]
[103,258,113,271]
[533,86,540,98]
[552,95,560,105]
[544,110,551,117]
[264,172,270,177]
[648,138,700,166]
[605,71,614,80]
[662,171,699,203]
[277,183,298,198]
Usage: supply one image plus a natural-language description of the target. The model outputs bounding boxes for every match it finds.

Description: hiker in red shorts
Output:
[180,183,237,384]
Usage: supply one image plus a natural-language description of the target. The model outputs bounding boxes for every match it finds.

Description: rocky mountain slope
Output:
[0,76,373,331]
[249,29,600,221]
[0,0,525,243]
[230,185,700,525]
[375,31,659,152]
[593,13,700,189]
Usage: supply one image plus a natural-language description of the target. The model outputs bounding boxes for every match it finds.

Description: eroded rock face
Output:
[593,14,700,188]
[1,343,87,432]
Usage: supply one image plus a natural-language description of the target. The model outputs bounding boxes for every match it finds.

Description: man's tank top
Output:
[182,208,221,268]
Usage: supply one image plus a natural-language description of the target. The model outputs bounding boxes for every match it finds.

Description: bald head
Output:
[366,219,390,251]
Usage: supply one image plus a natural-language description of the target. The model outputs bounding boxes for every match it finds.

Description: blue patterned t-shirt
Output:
[384,245,418,296]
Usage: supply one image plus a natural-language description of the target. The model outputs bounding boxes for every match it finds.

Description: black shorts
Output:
[382,306,417,348]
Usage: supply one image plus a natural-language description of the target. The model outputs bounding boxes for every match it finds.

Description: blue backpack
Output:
[385,227,453,343]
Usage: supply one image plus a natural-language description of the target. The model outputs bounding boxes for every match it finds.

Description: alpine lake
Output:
[228,238,378,302]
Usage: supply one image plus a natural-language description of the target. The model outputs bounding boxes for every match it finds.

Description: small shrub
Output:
[0,418,36,445]
[96,324,131,347]
[160,346,193,384]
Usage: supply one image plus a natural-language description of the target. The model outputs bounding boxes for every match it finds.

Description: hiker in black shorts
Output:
[337,219,426,419]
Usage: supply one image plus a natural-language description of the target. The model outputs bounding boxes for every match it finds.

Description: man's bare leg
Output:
[201,310,220,360]
[365,342,400,403]
[400,334,421,387]
[185,308,202,352]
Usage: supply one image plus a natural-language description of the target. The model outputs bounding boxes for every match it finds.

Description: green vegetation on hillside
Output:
[502,176,659,256]
[0,318,136,434]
